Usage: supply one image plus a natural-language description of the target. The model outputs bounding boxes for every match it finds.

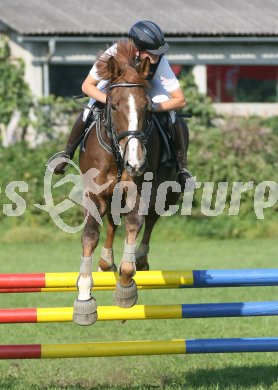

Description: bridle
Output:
[104,82,154,180]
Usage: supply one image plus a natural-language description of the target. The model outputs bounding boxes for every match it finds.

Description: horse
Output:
[73,40,186,326]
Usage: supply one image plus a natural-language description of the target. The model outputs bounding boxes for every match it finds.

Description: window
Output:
[207,65,278,103]
[49,65,90,97]
[49,63,190,97]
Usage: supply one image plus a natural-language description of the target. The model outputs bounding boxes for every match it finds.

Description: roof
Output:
[0,0,278,36]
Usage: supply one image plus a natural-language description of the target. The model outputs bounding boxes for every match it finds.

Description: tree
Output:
[0,34,33,147]
[179,68,216,128]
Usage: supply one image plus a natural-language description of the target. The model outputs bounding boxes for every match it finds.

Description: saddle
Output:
[152,112,174,165]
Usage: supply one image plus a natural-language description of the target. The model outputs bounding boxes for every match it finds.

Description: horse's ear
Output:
[139,57,150,79]
[107,57,121,80]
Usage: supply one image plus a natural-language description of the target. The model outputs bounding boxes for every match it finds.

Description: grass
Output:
[1,230,278,389]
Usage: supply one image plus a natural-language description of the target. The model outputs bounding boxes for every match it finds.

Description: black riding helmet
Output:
[129,20,169,55]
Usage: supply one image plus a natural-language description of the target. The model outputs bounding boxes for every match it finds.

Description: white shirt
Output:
[89,43,180,94]
[83,43,179,122]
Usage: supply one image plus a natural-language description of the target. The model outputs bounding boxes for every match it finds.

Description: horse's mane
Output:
[96,40,148,85]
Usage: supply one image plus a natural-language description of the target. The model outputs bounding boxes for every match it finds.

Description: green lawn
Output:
[1,234,278,389]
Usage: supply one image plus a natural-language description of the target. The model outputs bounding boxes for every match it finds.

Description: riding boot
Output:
[47,112,86,175]
[171,118,195,191]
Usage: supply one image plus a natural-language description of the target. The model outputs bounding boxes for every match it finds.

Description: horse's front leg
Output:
[73,201,106,326]
[98,213,118,272]
[113,210,144,308]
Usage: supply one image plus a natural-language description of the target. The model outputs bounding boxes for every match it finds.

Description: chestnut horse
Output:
[73,41,184,325]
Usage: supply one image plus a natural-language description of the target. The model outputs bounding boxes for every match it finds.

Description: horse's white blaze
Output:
[127,93,140,167]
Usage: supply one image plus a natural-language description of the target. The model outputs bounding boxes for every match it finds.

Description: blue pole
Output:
[186,338,278,353]
[191,269,278,287]
[181,301,278,318]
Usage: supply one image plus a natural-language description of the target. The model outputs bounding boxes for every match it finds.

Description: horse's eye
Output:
[111,103,117,111]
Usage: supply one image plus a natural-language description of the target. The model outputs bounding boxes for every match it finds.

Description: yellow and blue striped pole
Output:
[1,338,278,359]
[0,270,193,290]
[2,301,278,323]
[2,269,278,291]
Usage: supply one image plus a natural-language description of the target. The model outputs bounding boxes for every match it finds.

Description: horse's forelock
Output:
[95,40,148,85]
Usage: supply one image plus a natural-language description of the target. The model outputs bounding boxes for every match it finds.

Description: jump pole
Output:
[1,269,278,290]
[0,285,176,293]
[0,270,192,289]
[1,301,278,323]
[1,338,278,359]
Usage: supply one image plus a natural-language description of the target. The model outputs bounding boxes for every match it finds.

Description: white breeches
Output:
[82,79,175,123]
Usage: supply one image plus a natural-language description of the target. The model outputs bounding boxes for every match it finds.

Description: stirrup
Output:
[177,169,196,192]
[179,168,193,179]
[46,151,71,174]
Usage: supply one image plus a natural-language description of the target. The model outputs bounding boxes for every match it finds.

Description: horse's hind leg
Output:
[98,213,118,272]
[113,210,144,308]
[73,212,102,326]
[136,213,160,270]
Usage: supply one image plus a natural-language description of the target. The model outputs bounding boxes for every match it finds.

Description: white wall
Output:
[192,65,207,95]
[213,103,278,117]
[167,42,278,65]
[9,34,43,96]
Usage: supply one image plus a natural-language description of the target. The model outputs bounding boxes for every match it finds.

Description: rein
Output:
[104,82,153,180]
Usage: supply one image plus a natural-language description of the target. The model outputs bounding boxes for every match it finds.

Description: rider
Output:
[47,20,193,188]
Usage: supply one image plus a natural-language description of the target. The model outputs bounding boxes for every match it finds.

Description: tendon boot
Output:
[172,118,195,192]
[47,113,86,175]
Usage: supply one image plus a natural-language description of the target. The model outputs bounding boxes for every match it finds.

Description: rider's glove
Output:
[146,96,159,112]
[94,101,105,111]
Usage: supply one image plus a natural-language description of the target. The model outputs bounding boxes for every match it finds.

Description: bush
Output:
[32,95,79,139]
[179,69,216,127]
[0,141,84,229]
[0,35,32,130]
[188,116,278,218]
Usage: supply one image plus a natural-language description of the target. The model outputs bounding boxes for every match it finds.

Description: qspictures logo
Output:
[1,157,278,233]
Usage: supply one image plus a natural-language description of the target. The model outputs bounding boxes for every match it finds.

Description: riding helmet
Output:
[128,20,169,55]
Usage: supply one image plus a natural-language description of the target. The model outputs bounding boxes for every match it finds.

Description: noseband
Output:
[104,82,153,180]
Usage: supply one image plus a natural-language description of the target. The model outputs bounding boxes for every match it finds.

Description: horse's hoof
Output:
[98,263,117,272]
[136,260,150,271]
[113,280,138,308]
[73,297,98,326]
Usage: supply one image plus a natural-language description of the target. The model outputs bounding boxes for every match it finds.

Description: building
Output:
[1,0,278,116]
